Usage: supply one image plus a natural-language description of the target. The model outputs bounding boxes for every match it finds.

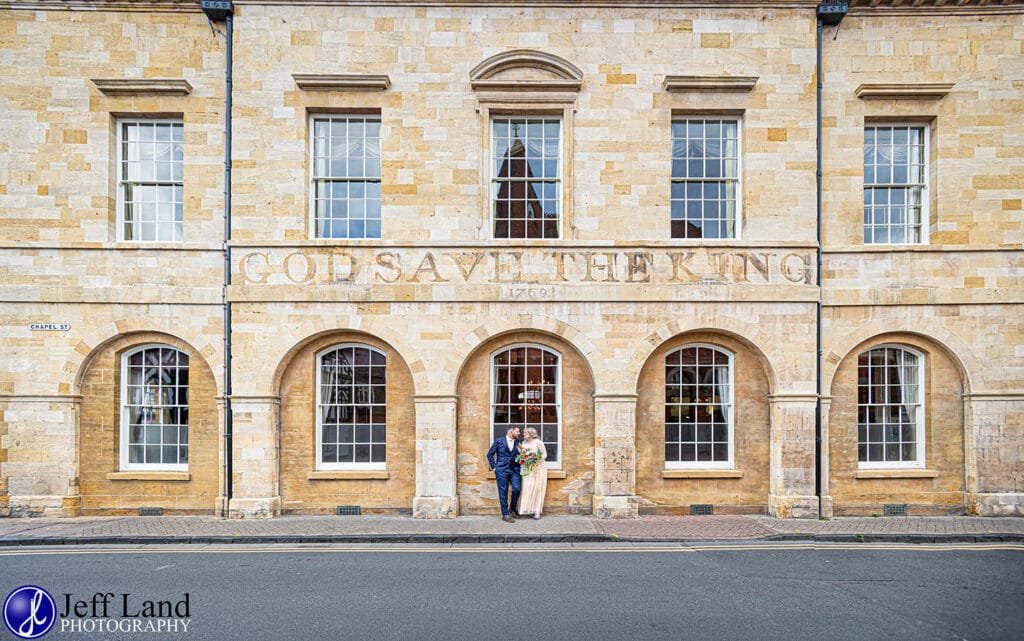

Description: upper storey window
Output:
[671,119,740,239]
[864,125,927,244]
[118,120,183,242]
[492,117,562,239]
[311,115,382,239]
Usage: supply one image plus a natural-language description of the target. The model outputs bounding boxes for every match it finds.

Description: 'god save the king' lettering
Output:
[238,249,815,287]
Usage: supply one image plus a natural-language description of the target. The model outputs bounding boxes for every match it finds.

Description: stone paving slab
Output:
[0,514,1022,546]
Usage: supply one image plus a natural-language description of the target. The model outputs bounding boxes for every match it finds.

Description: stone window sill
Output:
[662,469,743,479]
[855,469,938,479]
[106,471,190,482]
[486,470,567,480]
[307,471,389,480]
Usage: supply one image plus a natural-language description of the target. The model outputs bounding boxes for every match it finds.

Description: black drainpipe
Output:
[201,0,234,515]
[815,2,847,518]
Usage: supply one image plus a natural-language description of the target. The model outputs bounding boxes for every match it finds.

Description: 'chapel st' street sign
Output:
[30,323,71,331]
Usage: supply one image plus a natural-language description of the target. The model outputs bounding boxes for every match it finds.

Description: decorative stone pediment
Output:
[470,50,583,93]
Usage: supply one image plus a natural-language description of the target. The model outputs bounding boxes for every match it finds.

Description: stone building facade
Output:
[1,0,1021,519]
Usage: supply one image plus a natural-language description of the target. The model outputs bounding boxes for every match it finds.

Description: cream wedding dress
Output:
[517,439,548,517]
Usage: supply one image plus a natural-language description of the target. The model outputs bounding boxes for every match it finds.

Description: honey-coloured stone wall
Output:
[456,331,595,515]
[78,332,220,515]
[828,333,965,515]
[278,332,415,514]
[635,331,771,514]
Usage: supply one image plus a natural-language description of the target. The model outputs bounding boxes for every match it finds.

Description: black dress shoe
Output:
[510,511,521,519]
[502,515,515,523]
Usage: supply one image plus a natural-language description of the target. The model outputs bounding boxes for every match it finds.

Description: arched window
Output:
[317,345,386,470]
[120,345,189,471]
[664,345,734,468]
[857,345,925,468]
[491,345,561,467]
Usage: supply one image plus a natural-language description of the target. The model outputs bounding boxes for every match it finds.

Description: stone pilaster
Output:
[768,394,819,518]
[0,395,81,517]
[413,395,458,518]
[818,396,834,518]
[592,394,639,518]
[965,393,1024,516]
[227,396,281,518]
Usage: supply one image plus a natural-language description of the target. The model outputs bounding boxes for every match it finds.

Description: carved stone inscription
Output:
[238,248,815,287]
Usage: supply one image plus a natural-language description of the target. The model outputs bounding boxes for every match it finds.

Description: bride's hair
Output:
[523,427,539,439]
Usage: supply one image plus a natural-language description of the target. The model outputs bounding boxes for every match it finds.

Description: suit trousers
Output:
[494,469,522,517]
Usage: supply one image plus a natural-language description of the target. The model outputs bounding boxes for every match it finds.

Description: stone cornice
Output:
[92,78,193,96]
[6,0,1021,12]
[292,73,391,92]
[664,75,758,93]
[848,0,1024,15]
[0,1,200,11]
[855,83,955,100]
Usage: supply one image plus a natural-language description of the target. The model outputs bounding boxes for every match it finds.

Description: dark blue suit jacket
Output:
[487,437,521,474]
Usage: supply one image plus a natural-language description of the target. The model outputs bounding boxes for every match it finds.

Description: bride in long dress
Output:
[517,427,548,520]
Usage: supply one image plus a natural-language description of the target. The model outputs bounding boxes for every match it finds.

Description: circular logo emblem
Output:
[3,586,56,639]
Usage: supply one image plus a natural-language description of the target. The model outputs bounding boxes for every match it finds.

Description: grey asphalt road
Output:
[1,544,1022,641]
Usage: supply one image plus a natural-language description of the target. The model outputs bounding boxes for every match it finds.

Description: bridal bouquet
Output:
[515,447,543,477]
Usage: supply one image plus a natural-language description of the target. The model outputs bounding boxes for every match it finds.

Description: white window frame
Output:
[856,344,926,470]
[489,343,563,470]
[670,116,743,241]
[863,122,930,245]
[115,118,184,243]
[315,343,387,471]
[664,343,736,470]
[307,113,383,240]
[119,343,189,472]
[489,115,564,240]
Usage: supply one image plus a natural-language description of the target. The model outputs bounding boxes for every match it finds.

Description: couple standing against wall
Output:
[486,426,549,522]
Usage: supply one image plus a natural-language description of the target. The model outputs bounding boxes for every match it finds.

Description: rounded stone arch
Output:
[72,324,220,396]
[826,330,969,515]
[626,319,779,397]
[824,325,976,396]
[270,324,428,397]
[76,330,221,515]
[454,329,597,516]
[470,49,583,83]
[451,315,601,395]
[634,329,774,514]
[275,329,417,514]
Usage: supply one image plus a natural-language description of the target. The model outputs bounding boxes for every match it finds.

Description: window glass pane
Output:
[492,117,561,239]
[856,346,923,465]
[864,126,926,245]
[318,346,386,465]
[491,346,561,463]
[121,346,188,467]
[671,119,739,239]
[664,346,732,465]
[119,121,184,242]
[312,116,382,239]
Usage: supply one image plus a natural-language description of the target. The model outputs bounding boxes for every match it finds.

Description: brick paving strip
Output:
[0,515,1022,546]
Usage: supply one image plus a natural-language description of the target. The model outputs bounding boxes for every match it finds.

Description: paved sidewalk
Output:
[1,514,1022,545]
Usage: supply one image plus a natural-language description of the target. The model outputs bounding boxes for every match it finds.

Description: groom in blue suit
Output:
[487,426,522,523]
